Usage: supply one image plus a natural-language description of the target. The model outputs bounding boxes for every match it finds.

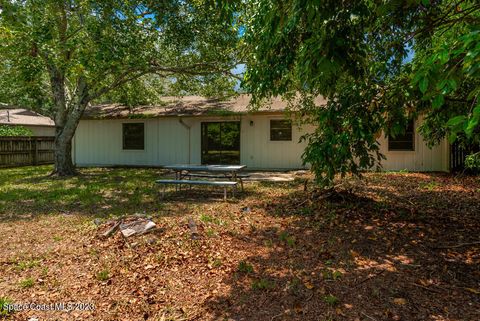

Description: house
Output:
[0,107,55,136]
[73,95,449,171]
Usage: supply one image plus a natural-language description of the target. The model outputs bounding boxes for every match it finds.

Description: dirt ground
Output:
[0,166,479,320]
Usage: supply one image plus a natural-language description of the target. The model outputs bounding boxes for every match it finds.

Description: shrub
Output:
[0,125,33,136]
[465,152,480,171]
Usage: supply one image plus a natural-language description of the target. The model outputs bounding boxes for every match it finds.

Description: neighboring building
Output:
[0,107,55,136]
[73,95,449,171]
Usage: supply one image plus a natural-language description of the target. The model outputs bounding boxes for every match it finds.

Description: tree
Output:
[0,0,239,175]
[241,0,480,186]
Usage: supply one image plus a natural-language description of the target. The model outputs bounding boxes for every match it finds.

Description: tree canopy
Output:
[242,0,480,186]
[0,0,240,174]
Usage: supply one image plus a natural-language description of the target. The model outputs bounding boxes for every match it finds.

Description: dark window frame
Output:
[388,120,415,151]
[270,119,292,141]
[122,123,145,150]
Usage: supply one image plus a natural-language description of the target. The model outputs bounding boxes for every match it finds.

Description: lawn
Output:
[0,166,479,320]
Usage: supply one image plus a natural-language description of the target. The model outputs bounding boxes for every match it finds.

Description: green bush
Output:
[465,152,480,171]
[0,125,33,136]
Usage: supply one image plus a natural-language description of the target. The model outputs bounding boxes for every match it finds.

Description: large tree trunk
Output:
[48,67,89,176]
[53,129,75,176]
[52,103,87,176]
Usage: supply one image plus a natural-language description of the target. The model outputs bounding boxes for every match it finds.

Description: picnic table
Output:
[157,164,248,200]
[163,164,246,181]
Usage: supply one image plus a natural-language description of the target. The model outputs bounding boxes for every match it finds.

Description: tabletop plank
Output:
[163,164,246,172]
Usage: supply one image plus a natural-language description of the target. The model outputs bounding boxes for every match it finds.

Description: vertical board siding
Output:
[26,126,55,137]
[377,116,448,172]
[74,115,448,171]
[239,115,312,169]
[74,119,189,166]
[74,115,310,169]
[0,136,54,167]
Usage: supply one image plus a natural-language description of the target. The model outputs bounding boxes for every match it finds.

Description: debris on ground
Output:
[98,215,157,238]
[188,217,200,240]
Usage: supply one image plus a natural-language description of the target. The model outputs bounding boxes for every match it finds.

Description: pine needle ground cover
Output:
[0,166,478,320]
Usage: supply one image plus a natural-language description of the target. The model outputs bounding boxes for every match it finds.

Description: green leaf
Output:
[419,77,429,94]
[465,117,479,138]
[432,95,444,109]
[473,103,480,118]
[448,132,457,144]
[446,115,466,127]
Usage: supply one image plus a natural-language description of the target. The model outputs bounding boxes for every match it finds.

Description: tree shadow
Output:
[202,173,480,320]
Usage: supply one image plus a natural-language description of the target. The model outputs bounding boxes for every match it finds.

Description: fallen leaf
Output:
[393,298,407,305]
[465,287,480,295]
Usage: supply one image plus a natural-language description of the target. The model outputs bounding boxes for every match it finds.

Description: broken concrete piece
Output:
[120,219,156,237]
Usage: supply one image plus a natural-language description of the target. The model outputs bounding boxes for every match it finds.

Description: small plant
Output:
[209,258,223,268]
[19,278,35,288]
[96,269,110,281]
[420,181,438,191]
[16,259,40,271]
[89,248,100,258]
[205,228,216,237]
[465,152,480,170]
[279,231,296,246]
[41,267,49,276]
[279,231,289,242]
[300,207,313,216]
[0,297,13,316]
[53,235,63,242]
[251,278,274,290]
[286,277,302,295]
[237,261,254,273]
[199,214,222,225]
[331,270,343,280]
[286,236,296,247]
[323,294,339,306]
[263,239,273,247]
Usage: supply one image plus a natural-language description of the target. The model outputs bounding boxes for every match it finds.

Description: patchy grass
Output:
[0,296,13,317]
[96,270,110,282]
[0,166,479,320]
[0,165,167,218]
[18,278,34,289]
[237,261,254,274]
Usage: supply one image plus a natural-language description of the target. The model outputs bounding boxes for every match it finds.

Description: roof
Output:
[0,108,55,127]
[83,94,328,119]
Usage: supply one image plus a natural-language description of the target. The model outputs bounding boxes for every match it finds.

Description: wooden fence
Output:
[0,136,55,167]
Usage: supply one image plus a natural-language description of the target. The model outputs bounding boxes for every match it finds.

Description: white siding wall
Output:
[23,125,55,136]
[74,115,449,171]
[377,117,449,172]
[74,118,189,166]
[74,115,310,169]
[239,115,311,169]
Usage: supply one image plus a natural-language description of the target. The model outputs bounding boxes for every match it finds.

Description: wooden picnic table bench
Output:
[156,179,238,200]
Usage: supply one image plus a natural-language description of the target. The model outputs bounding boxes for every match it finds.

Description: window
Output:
[122,123,144,150]
[388,120,414,151]
[270,120,292,141]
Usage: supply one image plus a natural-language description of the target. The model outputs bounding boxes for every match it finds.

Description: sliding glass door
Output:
[201,122,240,165]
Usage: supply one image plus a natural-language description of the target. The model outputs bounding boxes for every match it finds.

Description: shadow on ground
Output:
[202,173,480,320]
